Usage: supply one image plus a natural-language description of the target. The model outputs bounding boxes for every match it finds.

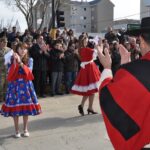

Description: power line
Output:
[68,10,149,27]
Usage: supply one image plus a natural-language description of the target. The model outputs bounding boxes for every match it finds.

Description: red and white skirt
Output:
[71,62,101,96]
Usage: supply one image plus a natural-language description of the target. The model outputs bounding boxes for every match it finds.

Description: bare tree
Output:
[48,0,60,30]
[1,0,68,31]
[0,0,51,30]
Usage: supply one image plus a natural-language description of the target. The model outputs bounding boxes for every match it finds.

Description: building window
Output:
[84,17,86,20]
[84,8,86,11]
[72,7,77,11]
[84,25,86,28]
[91,7,94,11]
[80,16,84,20]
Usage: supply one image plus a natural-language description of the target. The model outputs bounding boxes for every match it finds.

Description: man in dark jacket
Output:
[64,41,80,93]
[50,40,65,96]
[105,26,118,44]
[30,35,50,97]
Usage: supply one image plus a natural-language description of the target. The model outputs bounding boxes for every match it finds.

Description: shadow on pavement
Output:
[0,114,103,138]
[30,114,103,131]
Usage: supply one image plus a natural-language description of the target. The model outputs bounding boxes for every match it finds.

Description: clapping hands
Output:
[59,53,64,59]
[96,44,131,69]
[119,44,131,65]
[40,42,50,53]
[96,44,112,69]
[13,53,21,64]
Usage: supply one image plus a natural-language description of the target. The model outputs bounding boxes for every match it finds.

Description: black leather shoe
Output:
[50,93,55,97]
[78,105,84,116]
[66,91,70,94]
[56,92,64,95]
[87,109,98,115]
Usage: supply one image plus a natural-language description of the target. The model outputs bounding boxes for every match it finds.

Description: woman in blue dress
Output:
[1,42,41,138]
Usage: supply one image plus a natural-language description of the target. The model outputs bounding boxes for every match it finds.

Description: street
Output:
[0,94,113,150]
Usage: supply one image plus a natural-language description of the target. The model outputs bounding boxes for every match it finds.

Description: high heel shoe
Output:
[78,105,84,116]
[87,109,98,115]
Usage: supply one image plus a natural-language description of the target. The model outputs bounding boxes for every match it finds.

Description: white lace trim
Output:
[80,60,93,68]
[3,103,40,107]
[72,80,101,92]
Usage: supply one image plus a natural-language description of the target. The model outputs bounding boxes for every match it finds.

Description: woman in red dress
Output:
[71,35,101,116]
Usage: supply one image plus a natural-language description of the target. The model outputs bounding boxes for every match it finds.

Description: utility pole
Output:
[52,0,55,28]
[50,0,56,40]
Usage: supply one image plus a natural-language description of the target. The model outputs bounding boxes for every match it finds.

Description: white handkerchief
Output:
[89,36,99,45]
[4,49,13,65]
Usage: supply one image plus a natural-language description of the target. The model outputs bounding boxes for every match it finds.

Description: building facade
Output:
[33,0,114,33]
[61,0,114,32]
[140,0,150,19]
[113,19,140,31]
[90,0,114,32]
[60,1,91,32]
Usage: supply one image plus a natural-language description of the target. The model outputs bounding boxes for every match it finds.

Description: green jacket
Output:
[0,47,11,102]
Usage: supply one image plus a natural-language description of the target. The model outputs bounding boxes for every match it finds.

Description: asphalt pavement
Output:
[0,94,113,150]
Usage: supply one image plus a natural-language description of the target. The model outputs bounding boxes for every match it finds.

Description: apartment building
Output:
[33,0,114,33]
[140,0,150,19]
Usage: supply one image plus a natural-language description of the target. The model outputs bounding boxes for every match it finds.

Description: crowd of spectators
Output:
[0,25,141,99]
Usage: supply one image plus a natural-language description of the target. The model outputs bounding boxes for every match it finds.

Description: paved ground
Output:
[0,94,113,150]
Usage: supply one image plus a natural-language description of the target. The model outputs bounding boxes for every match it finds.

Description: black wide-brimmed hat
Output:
[126,17,150,36]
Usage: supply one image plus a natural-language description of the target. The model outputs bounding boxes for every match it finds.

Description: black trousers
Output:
[33,70,47,96]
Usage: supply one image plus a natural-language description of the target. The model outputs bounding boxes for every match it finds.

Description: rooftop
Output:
[89,0,102,5]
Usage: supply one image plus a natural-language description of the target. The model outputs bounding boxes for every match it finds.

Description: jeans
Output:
[64,72,77,92]
[51,72,63,94]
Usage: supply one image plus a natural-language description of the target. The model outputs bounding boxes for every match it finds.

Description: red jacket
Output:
[7,63,34,81]
[99,52,150,150]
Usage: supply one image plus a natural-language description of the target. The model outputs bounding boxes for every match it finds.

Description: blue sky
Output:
[0,0,140,32]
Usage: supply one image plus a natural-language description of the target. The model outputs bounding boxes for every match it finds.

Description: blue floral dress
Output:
[1,58,42,117]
